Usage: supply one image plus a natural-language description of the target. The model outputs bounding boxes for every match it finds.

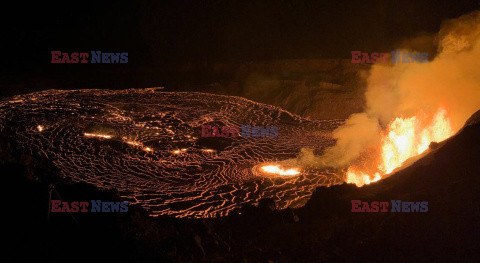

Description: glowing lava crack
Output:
[0,89,345,218]
[260,164,301,177]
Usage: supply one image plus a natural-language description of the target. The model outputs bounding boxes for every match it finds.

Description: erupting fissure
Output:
[347,108,453,187]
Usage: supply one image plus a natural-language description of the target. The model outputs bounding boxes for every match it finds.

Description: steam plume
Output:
[290,10,480,169]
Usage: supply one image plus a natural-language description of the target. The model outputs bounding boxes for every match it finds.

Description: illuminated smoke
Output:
[293,10,480,181]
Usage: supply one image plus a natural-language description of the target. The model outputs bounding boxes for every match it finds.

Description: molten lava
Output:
[260,164,301,177]
[84,133,113,139]
[347,108,453,186]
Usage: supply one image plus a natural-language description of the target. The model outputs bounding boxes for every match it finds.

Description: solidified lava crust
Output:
[0,89,344,218]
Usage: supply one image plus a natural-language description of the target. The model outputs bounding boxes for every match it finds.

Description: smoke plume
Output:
[290,10,480,169]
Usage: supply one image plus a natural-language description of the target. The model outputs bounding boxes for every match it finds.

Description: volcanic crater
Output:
[0,88,345,218]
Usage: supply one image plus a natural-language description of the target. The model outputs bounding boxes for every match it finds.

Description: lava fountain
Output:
[346,108,454,186]
[339,10,480,186]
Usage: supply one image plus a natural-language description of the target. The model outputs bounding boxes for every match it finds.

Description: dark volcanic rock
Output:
[5,108,480,262]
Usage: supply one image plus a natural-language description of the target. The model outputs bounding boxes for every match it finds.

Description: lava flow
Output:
[346,108,454,186]
[0,89,345,218]
[260,164,301,177]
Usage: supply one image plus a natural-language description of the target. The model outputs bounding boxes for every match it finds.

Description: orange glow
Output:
[125,140,141,146]
[84,133,113,139]
[37,125,44,132]
[260,164,301,176]
[172,148,187,154]
[122,137,153,152]
[346,169,381,187]
[347,108,453,186]
[143,147,153,152]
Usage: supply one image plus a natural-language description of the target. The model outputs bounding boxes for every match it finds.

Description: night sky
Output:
[2,0,479,76]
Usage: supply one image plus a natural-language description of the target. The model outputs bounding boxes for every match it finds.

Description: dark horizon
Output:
[2,0,479,76]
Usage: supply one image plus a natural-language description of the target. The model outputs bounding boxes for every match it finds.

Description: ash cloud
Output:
[290,10,480,169]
